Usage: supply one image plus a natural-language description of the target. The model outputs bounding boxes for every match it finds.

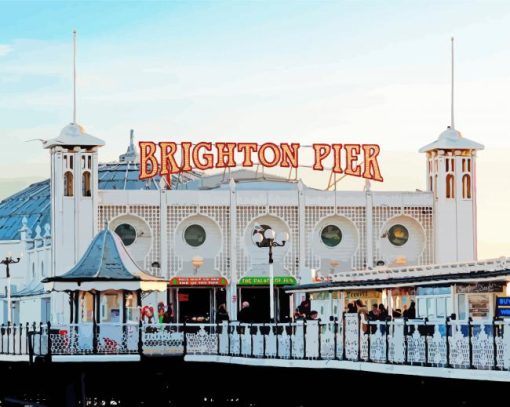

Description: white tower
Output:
[420,38,484,264]
[43,124,104,322]
[420,127,483,263]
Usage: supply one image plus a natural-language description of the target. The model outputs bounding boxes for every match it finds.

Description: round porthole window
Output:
[321,225,342,247]
[114,224,137,246]
[388,224,409,246]
[184,224,206,247]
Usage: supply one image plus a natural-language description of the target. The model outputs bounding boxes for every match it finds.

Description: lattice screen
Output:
[372,206,433,265]
[167,205,230,278]
[98,205,161,276]
[305,206,366,271]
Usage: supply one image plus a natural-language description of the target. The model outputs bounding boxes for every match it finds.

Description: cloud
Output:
[0,44,12,57]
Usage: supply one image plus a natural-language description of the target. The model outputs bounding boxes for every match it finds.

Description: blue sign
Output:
[496,297,510,317]
[497,297,510,306]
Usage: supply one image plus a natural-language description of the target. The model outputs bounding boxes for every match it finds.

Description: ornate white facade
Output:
[0,122,484,324]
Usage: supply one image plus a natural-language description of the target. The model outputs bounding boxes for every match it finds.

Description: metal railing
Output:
[4,316,510,373]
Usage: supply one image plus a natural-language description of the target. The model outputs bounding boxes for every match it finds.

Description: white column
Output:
[229,178,238,321]
[365,190,374,269]
[297,179,306,310]
[269,261,274,321]
[159,178,168,278]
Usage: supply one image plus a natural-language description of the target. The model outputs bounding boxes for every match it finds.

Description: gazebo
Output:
[43,225,167,353]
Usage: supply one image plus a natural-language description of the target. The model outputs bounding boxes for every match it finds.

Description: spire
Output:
[119,129,139,163]
[73,30,77,124]
[451,36,455,129]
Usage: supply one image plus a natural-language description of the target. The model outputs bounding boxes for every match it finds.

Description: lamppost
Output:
[251,227,289,322]
[1,253,21,324]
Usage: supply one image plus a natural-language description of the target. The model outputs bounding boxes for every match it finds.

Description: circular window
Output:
[321,225,342,247]
[388,224,409,246]
[184,224,206,247]
[114,224,137,246]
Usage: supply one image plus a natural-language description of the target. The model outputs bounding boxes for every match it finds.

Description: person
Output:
[141,305,155,328]
[163,304,173,324]
[308,310,319,320]
[403,301,416,319]
[238,301,252,323]
[297,299,310,319]
[347,303,357,313]
[403,300,416,335]
[392,308,402,318]
[368,304,380,334]
[294,308,305,321]
[157,302,165,323]
[217,304,229,322]
[355,299,369,334]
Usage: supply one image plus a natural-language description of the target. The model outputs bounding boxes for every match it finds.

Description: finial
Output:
[35,224,42,239]
[43,223,51,238]
[73,30,77,124]
[451,36,455,129]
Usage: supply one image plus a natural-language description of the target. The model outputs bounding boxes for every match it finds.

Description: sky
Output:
[0,0,509,258]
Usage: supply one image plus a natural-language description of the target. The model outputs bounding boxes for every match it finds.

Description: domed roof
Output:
[43,122,105,149]
[0,164,201,241]
[419,126,484,153]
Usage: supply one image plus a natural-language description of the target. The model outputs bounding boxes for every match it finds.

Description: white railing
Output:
[8,316,510,376]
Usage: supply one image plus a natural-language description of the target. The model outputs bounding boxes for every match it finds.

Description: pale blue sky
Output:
[0,1,509,256]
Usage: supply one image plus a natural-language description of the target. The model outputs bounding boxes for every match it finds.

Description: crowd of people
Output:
[138,298,417,325]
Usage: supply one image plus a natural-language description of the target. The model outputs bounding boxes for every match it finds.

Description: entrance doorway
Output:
[239,287,291,322]
[176,288,227,323]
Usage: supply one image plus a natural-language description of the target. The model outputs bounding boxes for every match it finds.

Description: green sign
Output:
[238,276,297,286]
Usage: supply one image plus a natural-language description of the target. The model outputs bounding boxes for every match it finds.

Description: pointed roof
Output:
[419,126,484,153]
[43,123,105,149]
[43,227,167,292]
[119,129,139,163]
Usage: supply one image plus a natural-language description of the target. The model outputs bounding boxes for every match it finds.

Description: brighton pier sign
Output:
[139,142,383,182]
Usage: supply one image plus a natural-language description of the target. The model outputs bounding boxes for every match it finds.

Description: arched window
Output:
[64,172,73,197]
[82,171,91,197]
[462,174,471,199]
[446,174,455,199]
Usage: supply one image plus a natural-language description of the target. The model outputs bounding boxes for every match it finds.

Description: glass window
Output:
[320,225,342,247]
[114,224,137,246]
[184,224,206,247]
[82,171,91,197]
[388,224,409,246]
[101,293,120,323]
[125,293,139,323]
[417,298,426,318]
[446,174,455,199]
[64,172,73,197]
[436,297,446,317]
[80,292,94,322]
[426,298,435,318]
[458,294,467,320]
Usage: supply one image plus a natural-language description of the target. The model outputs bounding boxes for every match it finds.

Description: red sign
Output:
[178,293,189,302]
[139,142,383,182]
[169,277,228,286]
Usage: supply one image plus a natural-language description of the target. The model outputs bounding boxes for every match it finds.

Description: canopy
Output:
[43,227,167,292]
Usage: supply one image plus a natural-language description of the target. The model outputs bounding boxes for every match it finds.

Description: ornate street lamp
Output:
[251,227,289,322]
[1,253,21,324]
